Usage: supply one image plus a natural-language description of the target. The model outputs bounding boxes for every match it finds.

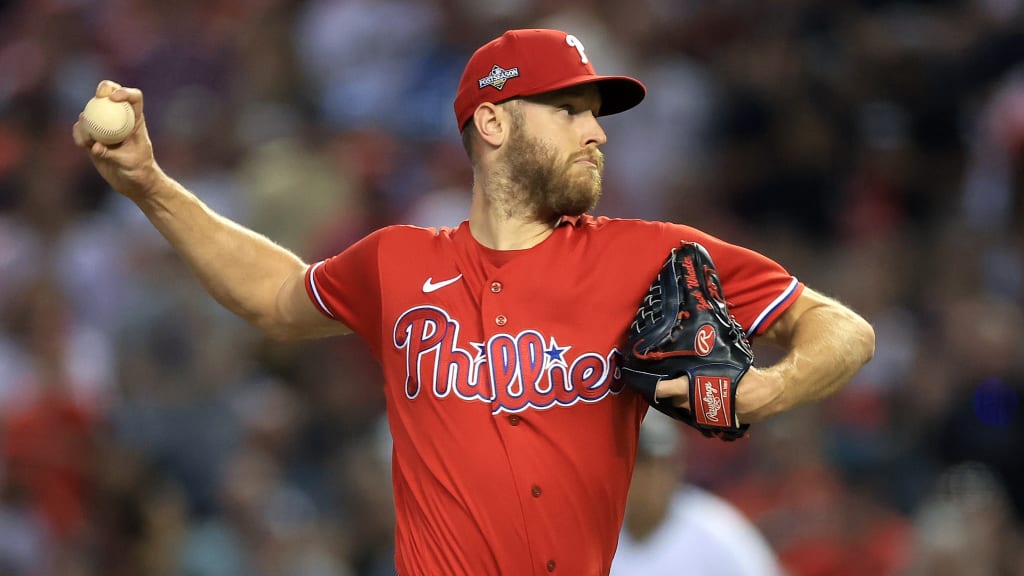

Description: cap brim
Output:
[522,75,646,118]
[592,76,647,117]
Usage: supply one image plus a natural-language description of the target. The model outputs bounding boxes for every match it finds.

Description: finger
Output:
[107,86,141,103]
[96,80,123,98]
[91,141,109,160]
[71,116,95,148]
[107,86,145,120]
[654,375,689,401]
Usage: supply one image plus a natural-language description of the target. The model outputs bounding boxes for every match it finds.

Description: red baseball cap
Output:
[454,29,646,130]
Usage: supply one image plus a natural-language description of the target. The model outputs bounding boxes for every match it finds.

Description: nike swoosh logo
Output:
[422,274,463,293]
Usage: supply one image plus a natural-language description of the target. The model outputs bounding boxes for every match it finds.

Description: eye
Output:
[558,104,577,115]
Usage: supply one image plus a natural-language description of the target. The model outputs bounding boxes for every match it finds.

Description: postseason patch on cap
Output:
[478,65,520,90]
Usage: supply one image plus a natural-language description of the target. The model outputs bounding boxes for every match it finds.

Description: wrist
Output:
[736,366,786,422]
[126,161,170,204]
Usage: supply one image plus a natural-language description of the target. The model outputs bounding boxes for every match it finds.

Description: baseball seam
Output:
[85,101,133,142]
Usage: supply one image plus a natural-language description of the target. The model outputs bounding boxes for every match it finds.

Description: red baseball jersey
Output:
[305,215,803,576]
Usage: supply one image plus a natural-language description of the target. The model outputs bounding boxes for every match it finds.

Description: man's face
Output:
[498,85,608,220]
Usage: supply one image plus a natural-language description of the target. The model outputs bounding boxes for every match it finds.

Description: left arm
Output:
[734,287,875,422]
[654,287,875,423]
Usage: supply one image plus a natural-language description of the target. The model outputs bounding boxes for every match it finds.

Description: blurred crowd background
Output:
[0,0,1021,574]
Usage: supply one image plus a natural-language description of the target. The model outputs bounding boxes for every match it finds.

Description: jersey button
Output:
[495,314,508,326]
[531,485,542,498]
[490,281,502,293]
[546,560,556,572]
[508,415,521,426]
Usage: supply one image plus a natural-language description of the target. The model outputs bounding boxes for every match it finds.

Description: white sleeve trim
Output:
[747,277,799,336]
[308,261,336,318]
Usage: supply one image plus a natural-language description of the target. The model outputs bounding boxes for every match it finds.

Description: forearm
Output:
[742,298,876,420]
[72,82,343,340]
[135,166,307,333]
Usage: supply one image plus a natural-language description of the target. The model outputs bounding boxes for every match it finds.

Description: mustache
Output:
[569,149,604,170]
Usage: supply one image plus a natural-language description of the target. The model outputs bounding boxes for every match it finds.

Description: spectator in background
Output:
[900,461,1024,576]
[927,294,1024,522]
[719,408,913,576]
[0,468,51,576]
[0,275,102,572]
[611,412,783,576]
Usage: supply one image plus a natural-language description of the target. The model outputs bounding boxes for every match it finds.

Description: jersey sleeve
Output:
[305,228,385,354]
[674,226,803,338]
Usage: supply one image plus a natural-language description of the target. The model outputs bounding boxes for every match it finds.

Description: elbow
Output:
[257,320,307,342]
[854,314,876,368]
[251,313,305,342]
[254,307,349,342]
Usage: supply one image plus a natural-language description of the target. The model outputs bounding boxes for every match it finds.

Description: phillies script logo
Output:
[394,306,624,414]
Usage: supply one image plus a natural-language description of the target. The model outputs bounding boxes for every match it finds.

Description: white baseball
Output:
[81,96,135,145]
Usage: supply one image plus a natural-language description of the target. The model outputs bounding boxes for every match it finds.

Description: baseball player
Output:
[72,29,874,576]
[611,413,783,576]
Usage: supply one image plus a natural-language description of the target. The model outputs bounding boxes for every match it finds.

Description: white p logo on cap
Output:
[566,34,588,64]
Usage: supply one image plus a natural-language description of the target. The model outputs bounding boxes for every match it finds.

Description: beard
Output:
[496,123,604,221]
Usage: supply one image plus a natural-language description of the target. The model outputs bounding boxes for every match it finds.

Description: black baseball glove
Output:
[621,242,753,441]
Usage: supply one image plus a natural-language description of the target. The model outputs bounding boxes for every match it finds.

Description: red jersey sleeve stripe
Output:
[747,277,801,336]
[305,261,336,319]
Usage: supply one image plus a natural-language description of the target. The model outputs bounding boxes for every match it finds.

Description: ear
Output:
[472,102,508,149]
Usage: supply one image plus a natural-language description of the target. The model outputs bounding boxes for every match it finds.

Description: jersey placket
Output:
[479,267,562,574]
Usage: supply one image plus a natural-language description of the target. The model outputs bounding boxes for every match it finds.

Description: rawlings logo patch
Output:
[695,324,716,356]
[694,376,733,427]
[478,65,520,90]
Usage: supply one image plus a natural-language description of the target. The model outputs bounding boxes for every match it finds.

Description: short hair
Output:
[459,100,523,162]
[460,121,477,160]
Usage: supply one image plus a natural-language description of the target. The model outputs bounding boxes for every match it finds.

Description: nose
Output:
[583,113,607,148]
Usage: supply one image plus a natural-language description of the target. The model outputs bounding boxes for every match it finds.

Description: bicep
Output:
[756,287,836,349]
[275,266,353,340]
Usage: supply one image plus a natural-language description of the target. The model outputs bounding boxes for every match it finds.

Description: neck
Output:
[468,182,559,250]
